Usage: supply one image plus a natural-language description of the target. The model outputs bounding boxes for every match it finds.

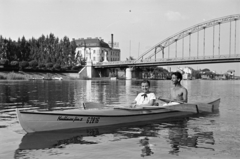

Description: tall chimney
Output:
[111,34,114,48]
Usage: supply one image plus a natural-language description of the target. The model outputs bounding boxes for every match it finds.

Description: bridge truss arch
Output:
[135,14,240,63]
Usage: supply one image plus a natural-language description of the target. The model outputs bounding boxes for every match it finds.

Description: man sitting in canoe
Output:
[159,71,188,106]
[131,80,156,108]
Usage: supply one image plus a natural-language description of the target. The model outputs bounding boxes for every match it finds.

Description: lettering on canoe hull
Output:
[57,116,101,123]
[57,116,83,122]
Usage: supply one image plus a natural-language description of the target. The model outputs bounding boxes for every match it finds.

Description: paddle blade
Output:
[83,102,105,110]
[158,98,171,103]
[164,104,199,113]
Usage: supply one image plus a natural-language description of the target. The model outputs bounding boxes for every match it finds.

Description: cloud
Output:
[165,11,187,21]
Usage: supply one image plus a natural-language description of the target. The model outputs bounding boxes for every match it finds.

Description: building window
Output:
[93,57,96,61]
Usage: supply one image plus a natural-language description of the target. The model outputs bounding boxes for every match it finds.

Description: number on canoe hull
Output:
[86,117,100,124]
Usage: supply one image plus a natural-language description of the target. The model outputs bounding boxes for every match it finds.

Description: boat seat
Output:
[83,102,105,110]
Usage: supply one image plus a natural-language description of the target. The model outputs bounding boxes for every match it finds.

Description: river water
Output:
[0,79,240,159]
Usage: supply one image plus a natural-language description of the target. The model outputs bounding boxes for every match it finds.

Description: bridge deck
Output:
[94,54,240,68]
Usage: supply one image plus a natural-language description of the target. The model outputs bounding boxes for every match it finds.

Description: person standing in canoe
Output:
[159,72,188,106]
[132,80,156,107]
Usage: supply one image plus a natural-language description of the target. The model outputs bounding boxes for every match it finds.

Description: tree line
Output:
[0,33,86,71]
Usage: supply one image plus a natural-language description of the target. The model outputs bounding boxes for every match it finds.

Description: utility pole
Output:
[138,42,140,58]
[129,40,131,58]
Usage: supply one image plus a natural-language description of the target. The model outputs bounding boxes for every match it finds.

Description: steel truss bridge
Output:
[94,14,240,68]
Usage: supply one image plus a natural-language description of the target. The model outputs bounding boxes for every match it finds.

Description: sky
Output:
[0,0,240,75]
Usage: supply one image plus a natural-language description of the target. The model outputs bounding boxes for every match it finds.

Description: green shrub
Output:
[46,63,53,69]
[71,65,81,70]
[0,75,6,79]
[25,66,32,70]
[29,60,38,68]
[38,63,45,69]
[53,64,61,70]
[10,61,19,66]
[0,59,9,66]
[62,65,71,70]
[19,61,29,68]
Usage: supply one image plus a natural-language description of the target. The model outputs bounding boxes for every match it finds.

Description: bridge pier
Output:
[79,52,100,79]
[126,68,132,80]
[86,61,93,78]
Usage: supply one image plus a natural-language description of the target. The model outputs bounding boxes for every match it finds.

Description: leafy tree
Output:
[19,36,30,61]
[0,33,87,71]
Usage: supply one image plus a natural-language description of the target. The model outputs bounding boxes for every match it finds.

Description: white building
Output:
[178,67,193,80]
[75,37,120,65]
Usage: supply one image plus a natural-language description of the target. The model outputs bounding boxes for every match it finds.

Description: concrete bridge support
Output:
[126,68,132,80]
[79,61,96,79]
[86,61,93,78]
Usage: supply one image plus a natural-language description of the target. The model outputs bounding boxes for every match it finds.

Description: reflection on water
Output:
[168,125,215,155]
[139,137,154,157]
[14,117,216,158]
[1,80,240,158]
[18,127,106,150]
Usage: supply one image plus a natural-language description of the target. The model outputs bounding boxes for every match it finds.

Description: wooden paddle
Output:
[158,98,184,104]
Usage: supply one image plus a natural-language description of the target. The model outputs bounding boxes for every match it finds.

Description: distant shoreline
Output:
[0,71,79,80]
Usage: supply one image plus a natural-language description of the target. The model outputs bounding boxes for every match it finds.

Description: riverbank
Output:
[0,71,79,80]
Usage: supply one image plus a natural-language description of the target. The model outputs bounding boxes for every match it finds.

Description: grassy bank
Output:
[0,72,29,80]
[0,71,76,80]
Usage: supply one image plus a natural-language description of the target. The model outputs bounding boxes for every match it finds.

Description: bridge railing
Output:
[138,54,240,63]
[95,60,136,66]
[94,54,240,66]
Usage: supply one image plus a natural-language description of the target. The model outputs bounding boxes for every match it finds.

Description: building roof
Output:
[227,69,235,72]
[75,38,110,48]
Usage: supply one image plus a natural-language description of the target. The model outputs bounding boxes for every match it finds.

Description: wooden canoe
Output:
[16,99,220,133]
